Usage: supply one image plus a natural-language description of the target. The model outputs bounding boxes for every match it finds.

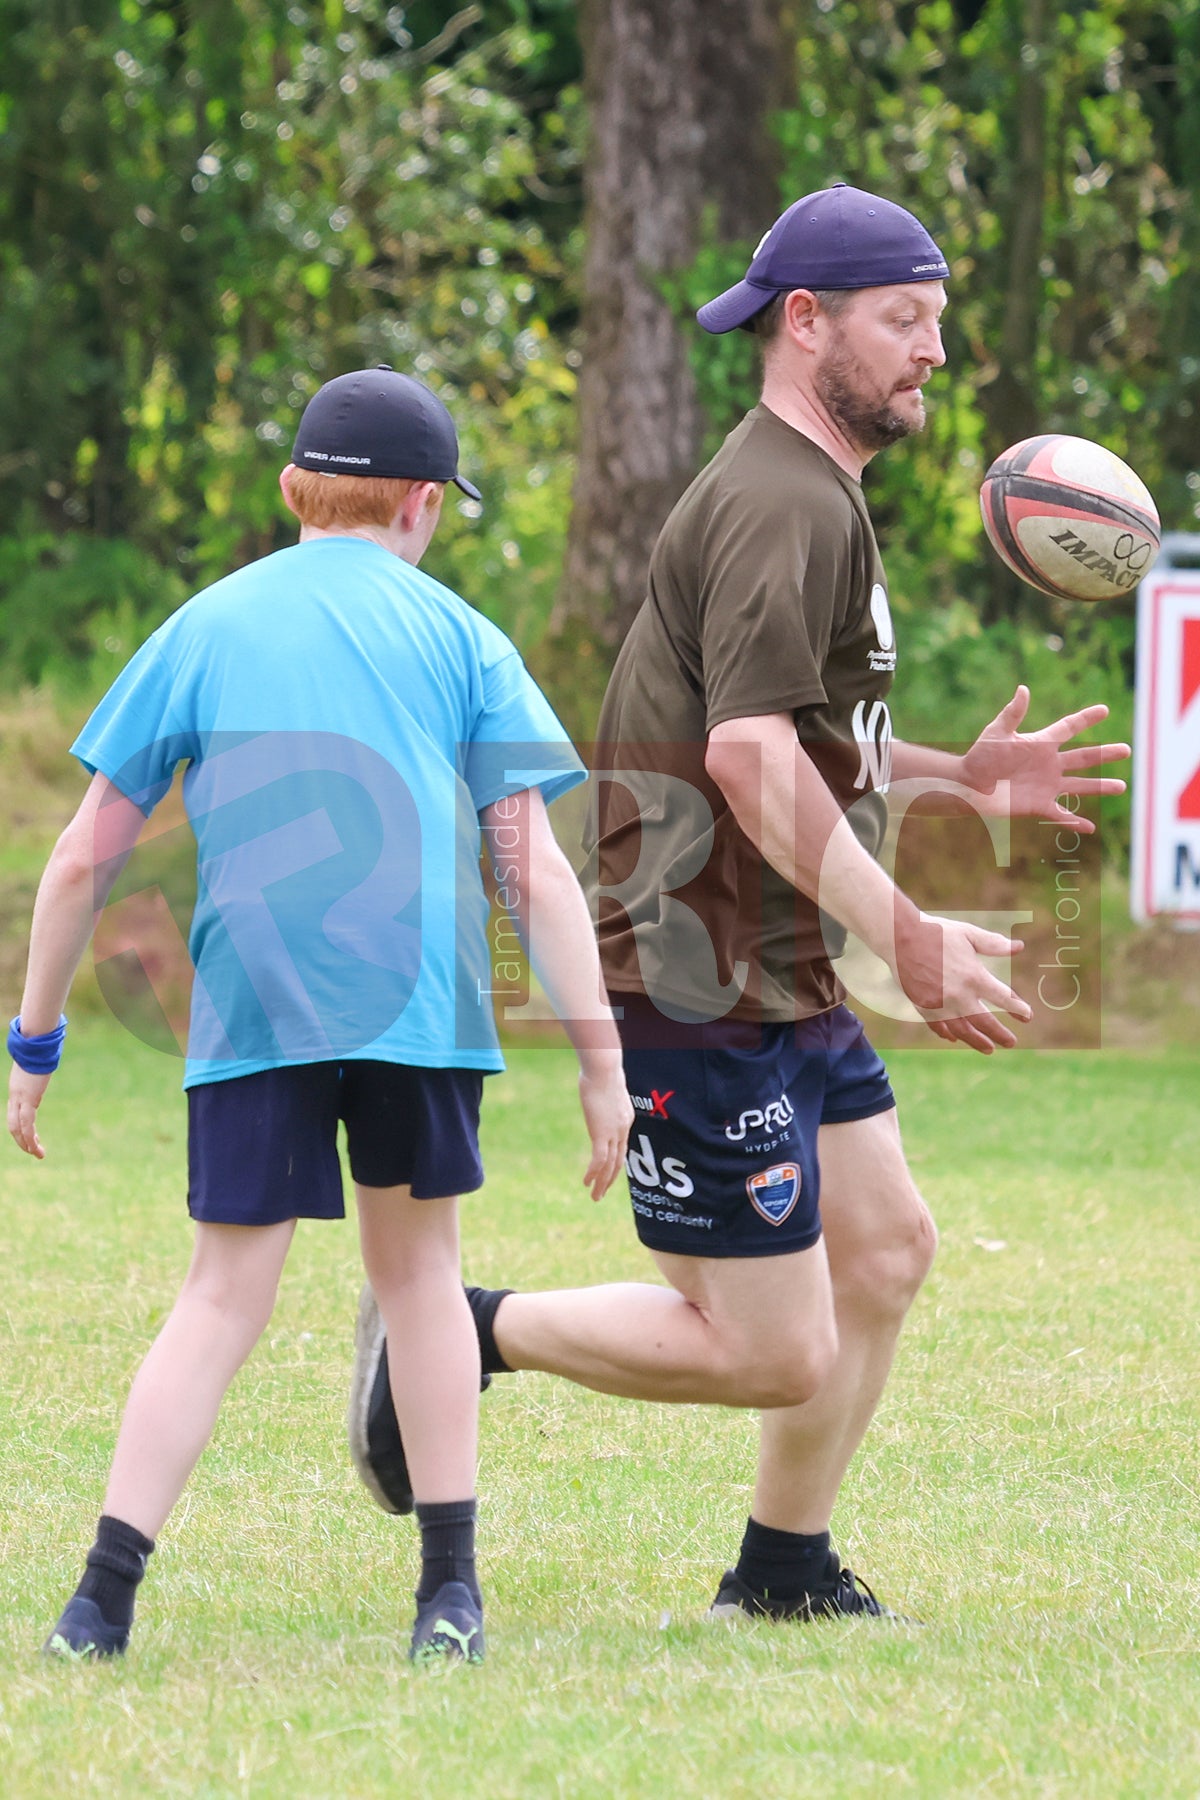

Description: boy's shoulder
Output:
[159,540,520,668]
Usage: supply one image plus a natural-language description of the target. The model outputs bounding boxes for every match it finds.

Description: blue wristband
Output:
[7,1015,68,1075]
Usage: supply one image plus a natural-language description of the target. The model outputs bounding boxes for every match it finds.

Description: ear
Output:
[396,480,443,532]
[279,464,300,518]
[781,288,822,350]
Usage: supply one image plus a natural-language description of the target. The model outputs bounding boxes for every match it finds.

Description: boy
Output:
[7,366,631,1664]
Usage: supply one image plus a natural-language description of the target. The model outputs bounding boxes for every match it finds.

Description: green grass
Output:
[1,1026,1198,1797]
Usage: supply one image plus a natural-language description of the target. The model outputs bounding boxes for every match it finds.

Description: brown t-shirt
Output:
[587,403,896,1022]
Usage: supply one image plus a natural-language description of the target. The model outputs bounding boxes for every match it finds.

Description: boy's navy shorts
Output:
[615,997,895,1260]
[187,1061,485,1226]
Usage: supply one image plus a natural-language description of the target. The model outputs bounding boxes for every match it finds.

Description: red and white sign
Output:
[1132,537,1200,921]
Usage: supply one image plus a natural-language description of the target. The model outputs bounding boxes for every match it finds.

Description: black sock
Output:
[415,1499,480,1605]
[75,1514,155,1630]
[734,1518,834,1604]
[464,1285,513,1375]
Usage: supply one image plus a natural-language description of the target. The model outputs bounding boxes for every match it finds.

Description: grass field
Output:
[1,1023,1197,1798]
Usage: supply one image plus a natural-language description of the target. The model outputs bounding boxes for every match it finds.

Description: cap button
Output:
[376,362,393,372]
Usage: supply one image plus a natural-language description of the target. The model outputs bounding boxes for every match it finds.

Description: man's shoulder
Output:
[658,413,862,583]
[669,409,860,546]
[717,408,858,500]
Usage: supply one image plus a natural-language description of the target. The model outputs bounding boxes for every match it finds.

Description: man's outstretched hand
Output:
[961,685,1130,833]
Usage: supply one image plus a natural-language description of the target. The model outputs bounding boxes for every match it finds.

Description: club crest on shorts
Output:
[746,1162,802,1226]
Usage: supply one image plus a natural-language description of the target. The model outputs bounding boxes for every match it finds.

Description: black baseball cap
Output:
[291,366,482,501]
[697,183,949,334]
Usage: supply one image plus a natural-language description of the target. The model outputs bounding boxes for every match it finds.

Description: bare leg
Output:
[751,1107,936,1533]
[103,1218,296,1538]
[493,1239,838,1411]
[355,1184,478,1503]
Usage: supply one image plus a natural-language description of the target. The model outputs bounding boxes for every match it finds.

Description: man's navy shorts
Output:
[615,998,895,1260]
[187,1061,485,1226]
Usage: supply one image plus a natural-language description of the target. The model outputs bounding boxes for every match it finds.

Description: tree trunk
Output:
[551,0,785,677]
[977,0,1050,623]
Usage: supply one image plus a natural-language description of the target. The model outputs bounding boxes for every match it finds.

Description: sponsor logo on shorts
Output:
[746,1162,802,1226]
[631,1088,674,1119]
[625,1132,694,1199]
[630,1194,715,1232]
[724,1093,794,1142]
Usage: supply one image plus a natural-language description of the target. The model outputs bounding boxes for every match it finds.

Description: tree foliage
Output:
[0,0,584,679]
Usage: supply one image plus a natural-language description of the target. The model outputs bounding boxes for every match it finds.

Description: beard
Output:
[816,338,925,454]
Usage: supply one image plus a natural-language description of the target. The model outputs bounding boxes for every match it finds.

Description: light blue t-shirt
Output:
[72,538,585,1085]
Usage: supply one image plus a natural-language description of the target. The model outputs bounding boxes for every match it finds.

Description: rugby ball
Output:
[979,434,1160,601]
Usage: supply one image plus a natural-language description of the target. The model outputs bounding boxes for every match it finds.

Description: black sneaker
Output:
[409,1581,485,1665]
[348,1285,492,1516]
[44,1596,130,1660]
[707,1559,906,1622]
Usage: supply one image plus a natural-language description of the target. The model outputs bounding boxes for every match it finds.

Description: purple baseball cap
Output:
[697,183,949,334]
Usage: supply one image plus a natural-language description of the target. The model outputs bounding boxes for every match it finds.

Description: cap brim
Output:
[696,279,779,334]
[453,474,482,503]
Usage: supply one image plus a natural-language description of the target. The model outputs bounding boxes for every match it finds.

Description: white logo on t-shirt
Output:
[869,584,894,649]
[852,698,893,794]
[867,583,896,673]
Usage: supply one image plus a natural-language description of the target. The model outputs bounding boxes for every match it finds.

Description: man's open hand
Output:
[895,912,1032,1054]
[961,686,1130,832]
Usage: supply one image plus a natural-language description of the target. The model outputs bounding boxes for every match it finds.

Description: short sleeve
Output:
[464,649,586,813]
[697,482,844,731]
[71,635,195,815]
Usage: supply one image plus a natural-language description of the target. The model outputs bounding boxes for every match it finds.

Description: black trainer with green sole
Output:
[44,1596,130,1660]
[410,1580,485,1665]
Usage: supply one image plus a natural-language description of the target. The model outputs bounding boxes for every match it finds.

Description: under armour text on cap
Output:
[291,366,483,500]
[696,183,950,334]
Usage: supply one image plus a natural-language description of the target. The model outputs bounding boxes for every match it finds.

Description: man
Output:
[8,368,631,1664]
[350,189,1129,1620]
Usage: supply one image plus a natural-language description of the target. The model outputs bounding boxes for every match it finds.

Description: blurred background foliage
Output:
[2,0,1198,873]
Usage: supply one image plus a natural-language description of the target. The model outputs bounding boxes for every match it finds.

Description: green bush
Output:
[0,531,185,693]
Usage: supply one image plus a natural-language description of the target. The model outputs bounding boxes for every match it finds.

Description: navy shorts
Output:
[616,999,895,1259]
[187,1061,485,1226]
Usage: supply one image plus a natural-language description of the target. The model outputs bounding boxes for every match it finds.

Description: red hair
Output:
[285,468,438,529]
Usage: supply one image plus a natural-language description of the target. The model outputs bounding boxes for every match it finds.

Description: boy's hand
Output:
[578,1062,634,1201]
[8,1066,51,1159]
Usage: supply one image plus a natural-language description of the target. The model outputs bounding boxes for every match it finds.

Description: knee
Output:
[838,1194,937,1316]
[718,1316,839,1410]
[362,1242,461,1301]
[181,1257,282,1344]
